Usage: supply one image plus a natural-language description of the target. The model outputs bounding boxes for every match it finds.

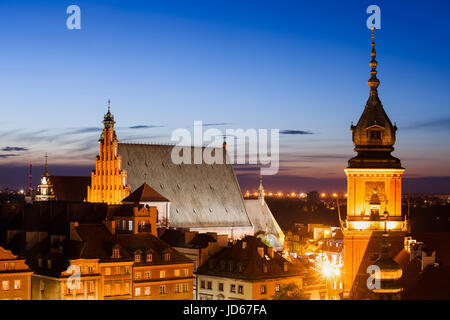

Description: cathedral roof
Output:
[117,143,253,230]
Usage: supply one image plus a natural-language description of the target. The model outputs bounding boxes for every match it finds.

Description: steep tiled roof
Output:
[244,199,284,240]
[122,183,169,203]
[76,223,192,266]
[197,235,305,280]
[118,143,252,229]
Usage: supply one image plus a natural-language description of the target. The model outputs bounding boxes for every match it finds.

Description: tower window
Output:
[368,130,382,142]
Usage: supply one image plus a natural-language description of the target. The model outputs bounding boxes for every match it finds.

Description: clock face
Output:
[365,181,385,202]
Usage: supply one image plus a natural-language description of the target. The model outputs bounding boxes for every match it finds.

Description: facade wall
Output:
[197,275,303,300]
[132,263,194,300]
[0,272,32,300]
[100,262,133,300]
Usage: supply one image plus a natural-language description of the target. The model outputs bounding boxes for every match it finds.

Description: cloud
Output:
[0,154,18,158]
[66,127,102,135]
[280,130,314,135]
[203,123,231,127]
[403,116,450,130]
[128,125,166,129]
[1,146,28,152]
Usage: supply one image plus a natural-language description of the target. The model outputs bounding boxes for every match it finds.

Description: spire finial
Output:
[368,27,380,95]
[107,99,111,113]
[44,152,49,177]
[258,174,264,204]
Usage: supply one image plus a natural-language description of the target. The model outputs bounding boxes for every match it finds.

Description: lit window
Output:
[135,272,142,280]
[174,269,180,277]
[144,287,150,296]
[114,283,120,295]
[183,283,189,292]
[14,280,21,289]
[105,284,111,296]
[2,280,9,290]
[182,268,189,277]
[88,265,94,273]
[124,266,130,275]
[128,221,133,231]
[164,252,171,261]
[160,285,166,294]
[113,249,120,258]
[105,267,111,276]
[135,287,141,296]
[88,281,94,293]
[145,271,151,279]
[260,285,267,294]
[124,283,130,294]
[238,285,243,294]
[135,254,141,263]
[230,284,236,293]
[146,254,152,262]
[275,284,280,292]
[175,284,181,293]
[160,270,166,278]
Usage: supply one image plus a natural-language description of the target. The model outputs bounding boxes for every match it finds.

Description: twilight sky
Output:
[0,0,450,193]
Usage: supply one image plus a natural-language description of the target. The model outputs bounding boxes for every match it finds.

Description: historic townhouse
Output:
[197,236,305,300]
[0,246,33,300]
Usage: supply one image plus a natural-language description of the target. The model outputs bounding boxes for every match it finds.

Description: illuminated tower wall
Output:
[87,102,131,204]
[342,29,407,299]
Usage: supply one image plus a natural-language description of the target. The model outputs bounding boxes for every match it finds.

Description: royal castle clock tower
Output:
[342,29,407,299]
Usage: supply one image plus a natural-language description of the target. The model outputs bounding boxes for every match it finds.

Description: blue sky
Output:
[0,0,450,191]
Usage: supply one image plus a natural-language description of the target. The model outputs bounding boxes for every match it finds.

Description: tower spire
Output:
[258,175,264,205]
[108,99,111,113]
[368,27,380,96]
[44,153,49,177]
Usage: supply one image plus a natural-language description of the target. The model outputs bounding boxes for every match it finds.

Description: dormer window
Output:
[367,127,383,143]
[113,249,120,259]
[146,253,152,262]
[164,252,171,261]
[135,254,141,263]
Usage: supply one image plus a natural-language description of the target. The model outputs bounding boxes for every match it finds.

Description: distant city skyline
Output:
[1,0,450,192]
